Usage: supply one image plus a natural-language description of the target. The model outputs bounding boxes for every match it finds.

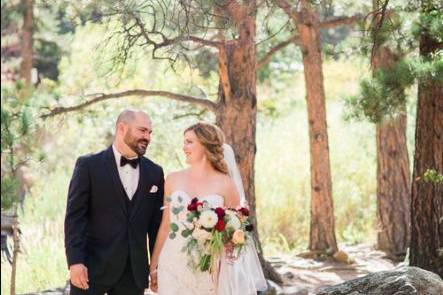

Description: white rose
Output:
[192,228,211,242]
[226,215,241,230]
[199,210,218,229]
[225,209,237,215]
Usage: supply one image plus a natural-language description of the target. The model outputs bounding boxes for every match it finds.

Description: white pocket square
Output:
[149,185,158,193]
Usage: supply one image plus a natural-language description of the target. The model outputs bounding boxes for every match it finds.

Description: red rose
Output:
[215,219,226,232]
[187,203,197,211]
[187,198,199,211]
[215,207,225,220]
[238,207,249,216]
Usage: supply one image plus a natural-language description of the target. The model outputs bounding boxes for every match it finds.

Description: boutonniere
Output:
[149,185,158,193]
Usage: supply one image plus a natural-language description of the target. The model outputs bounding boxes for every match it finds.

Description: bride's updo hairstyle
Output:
[184,122,229,175]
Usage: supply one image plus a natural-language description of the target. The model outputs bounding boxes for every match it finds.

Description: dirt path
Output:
[267,244,399,294]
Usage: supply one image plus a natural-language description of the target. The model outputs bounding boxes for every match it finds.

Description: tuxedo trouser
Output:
[70,259,144,295]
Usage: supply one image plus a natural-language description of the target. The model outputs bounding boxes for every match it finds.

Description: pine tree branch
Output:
[180,36,221,48]
[273,0,300,24]
[319,14,364,29]
[274,0,365,29]
[133,13,221,50]
[256,34,300,70]
[41,89,217,118]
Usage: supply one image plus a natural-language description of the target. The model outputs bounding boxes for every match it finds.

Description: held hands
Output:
[69,263,89,290]
[149,267,158,293]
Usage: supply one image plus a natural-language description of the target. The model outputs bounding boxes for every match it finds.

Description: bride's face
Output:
[183,130,206,164]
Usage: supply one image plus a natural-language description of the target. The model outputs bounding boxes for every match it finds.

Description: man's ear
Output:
[116,122,125,135]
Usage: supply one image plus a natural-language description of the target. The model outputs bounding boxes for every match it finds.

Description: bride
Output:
[149,122,267,294]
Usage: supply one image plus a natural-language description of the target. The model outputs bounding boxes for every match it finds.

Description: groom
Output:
[64,110,164,295]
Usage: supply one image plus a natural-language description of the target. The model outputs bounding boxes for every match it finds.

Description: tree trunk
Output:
[214,3,281,283]
[19,0,33,98]
[372,43,411,257]
[10,210,19,295]
[375,114,410,257]
[297,0,337,252]
[410,4,443,275]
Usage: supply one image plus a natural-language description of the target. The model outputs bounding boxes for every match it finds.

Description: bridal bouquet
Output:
[168,196,254,273]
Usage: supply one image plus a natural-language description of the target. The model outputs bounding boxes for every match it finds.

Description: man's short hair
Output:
[115,109,137,127]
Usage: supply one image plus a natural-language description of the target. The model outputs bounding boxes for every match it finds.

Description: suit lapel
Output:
[130,158,154,221]
[105,146,128,216]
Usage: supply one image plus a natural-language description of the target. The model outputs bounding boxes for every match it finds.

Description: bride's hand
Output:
[225,241,234,254]
[150,269,158,293]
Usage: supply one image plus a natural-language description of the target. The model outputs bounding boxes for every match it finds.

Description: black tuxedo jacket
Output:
[64,146,164,289]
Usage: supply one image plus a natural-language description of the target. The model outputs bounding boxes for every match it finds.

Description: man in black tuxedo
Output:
[64,110,164,295]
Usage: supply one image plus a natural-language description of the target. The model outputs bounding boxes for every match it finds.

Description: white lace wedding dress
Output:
[157,190,221,295]
[157,190,267,295]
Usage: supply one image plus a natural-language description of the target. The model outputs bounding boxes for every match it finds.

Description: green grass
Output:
[256,100,377,256]
[1,169,70,295]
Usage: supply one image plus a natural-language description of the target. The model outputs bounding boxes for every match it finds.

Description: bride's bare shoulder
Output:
[214,172,240,206]
[165,170,188,196]
[212,172,235,189]
[166,169,188,183]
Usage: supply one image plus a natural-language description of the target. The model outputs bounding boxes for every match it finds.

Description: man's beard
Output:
[124,131,149,156]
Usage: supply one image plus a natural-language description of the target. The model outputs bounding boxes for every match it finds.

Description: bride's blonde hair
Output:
[184,122,228,174]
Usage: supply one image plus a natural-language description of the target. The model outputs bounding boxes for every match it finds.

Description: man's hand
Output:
[70,263,89,290]
[149,269,158,293]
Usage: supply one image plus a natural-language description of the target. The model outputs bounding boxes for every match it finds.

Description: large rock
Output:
[317,266,443,295]
[258,280,311,295]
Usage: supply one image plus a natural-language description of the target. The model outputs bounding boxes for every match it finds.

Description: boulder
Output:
[317,266,443,295]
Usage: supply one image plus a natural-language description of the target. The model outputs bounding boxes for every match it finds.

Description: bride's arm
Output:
[150,174,173,273]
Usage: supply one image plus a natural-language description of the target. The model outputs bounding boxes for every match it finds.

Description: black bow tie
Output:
[120,156,139,169]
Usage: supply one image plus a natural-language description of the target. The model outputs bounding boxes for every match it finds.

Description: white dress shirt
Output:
[112,145,140,200]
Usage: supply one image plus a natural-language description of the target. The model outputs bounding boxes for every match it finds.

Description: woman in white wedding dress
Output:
[149,122,267,295]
